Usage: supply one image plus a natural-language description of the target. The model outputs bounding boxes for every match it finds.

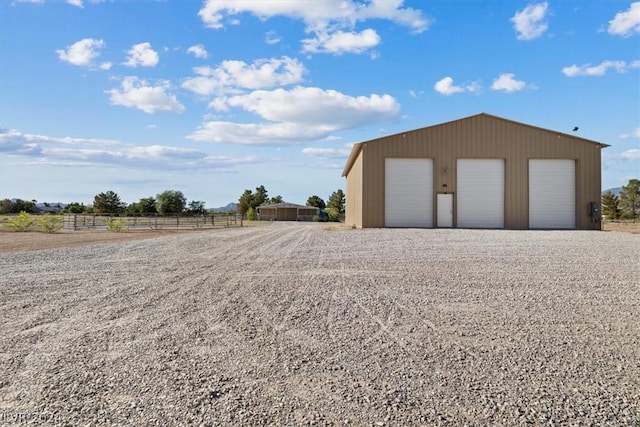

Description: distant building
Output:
[342,113,608,229]
[256,202,319,221]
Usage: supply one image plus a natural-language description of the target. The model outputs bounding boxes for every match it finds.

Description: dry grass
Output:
[603,221,640,234]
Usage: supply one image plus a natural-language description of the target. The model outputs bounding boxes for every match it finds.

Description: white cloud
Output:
[189,86,400,145]
[106,77,185,114]
[265,31,281,45]
[187,44,208,59]
[124,42,159,68]
[619,148,640,160]
[608,2,640,37]
[434,77,482,95]
[511,2,549,40]
[604,149,640,169]
[434,77,464,95]
[182,56,306,96]
[199,0,428,31]
[491,73,527,93]
[67,0,83,7]
[620,128,640,139]
[56,38,105,67]
[302,147,351,159]
[198,0,428,54]
[562,60,640,77]
[0,127,262,170]
[302,28,381,54]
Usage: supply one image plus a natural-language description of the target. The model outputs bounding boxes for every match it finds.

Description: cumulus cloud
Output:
[56,38,105,67]
[187,44,208,59]
[562,60,640,77]
[67,0,83,7]
[182,56,306,96]
[198,0,429,54]
[124,42,159,67]
[434,77,464,95]
[608,2,640,37]
[106,77,185,114]
[491,73,528,93]
[511,2,549,40]
[302,28,381,54]
[434,77,482,95]
[188,86,400,145]
[0,127,262,170]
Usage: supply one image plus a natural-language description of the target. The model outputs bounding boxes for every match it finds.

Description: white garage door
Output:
[529,159,575,229]
[457,159,505,228]
[385,158,433,227]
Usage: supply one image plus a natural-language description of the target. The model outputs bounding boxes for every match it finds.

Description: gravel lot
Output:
[1,223,639,425]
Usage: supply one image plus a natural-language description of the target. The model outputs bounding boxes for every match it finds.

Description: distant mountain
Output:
[33,202,66,213]
[210,202,237,213]
[602,187,622,197]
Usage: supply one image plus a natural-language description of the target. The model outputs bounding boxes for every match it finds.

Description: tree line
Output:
[601,179,640,222]
[0,190,207,216]
[1,186,347,219]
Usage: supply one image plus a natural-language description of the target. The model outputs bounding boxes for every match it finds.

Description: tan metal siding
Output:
[356,114,603,230]
[345,148,363,228]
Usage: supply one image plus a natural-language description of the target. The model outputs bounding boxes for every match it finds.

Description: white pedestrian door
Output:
[437,194,453,227]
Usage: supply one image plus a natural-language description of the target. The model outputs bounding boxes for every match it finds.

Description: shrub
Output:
[246,207,258,221]
[325,207,340,222]
[312,215,321,222]
[105,218,128,232]
[2,211,34,232]
[38,214,63,233]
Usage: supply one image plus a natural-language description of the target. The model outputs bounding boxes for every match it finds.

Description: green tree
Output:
[327,189,345,213]
[155,190,187,215]
[238,189,253,216]
[64,202,86,213]
[307,195,326,209]
[127,197,157,215]
[619,179,640,222]
[0,199,13,214]
[252,185,268,209]
[601,190,620,221]
[93,191,125,214]
[269,195,284,204]
[188,200,206,215]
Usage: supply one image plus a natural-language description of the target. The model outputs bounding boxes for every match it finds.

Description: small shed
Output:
[257,202,319,221]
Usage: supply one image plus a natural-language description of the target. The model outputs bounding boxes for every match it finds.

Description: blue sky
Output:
[1,0,638,208]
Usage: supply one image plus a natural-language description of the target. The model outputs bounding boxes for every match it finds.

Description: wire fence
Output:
[63,213,243,231]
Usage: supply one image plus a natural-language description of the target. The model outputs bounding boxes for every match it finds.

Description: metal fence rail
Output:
[63,213,242,231]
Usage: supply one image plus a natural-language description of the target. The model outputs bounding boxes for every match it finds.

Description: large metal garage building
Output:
[342,113,608,230]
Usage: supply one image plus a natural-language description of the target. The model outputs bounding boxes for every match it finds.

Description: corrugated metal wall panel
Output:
[345,149,363,228]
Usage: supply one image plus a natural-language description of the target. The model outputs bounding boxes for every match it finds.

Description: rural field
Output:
[1,223,639,425]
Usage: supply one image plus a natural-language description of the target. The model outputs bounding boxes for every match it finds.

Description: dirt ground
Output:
[0,221,637,253]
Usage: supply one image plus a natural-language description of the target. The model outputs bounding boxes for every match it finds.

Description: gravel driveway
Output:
[1,223,639,425]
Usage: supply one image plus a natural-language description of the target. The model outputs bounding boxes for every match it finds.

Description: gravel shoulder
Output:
[1,223,639,425]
